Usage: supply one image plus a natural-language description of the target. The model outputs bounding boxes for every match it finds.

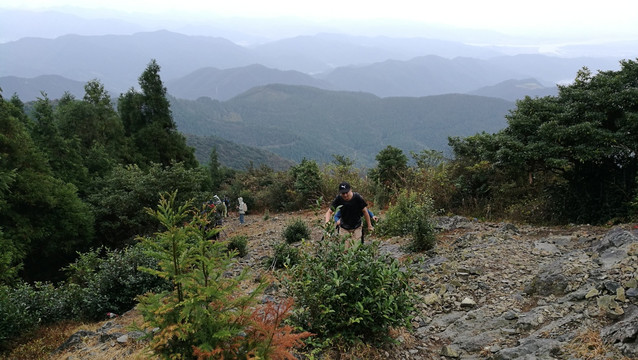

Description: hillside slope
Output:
[165,64,334,101]
[185,133,295,171]
[171,85,514,166]
[43,212,638,360]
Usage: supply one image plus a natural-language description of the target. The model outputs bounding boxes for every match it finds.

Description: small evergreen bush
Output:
[227,235,248,257]
[136,191,310,359]
[376,190,437,252]
[269,242,300,269]
[282,218,311,244]
[284,239,416,345]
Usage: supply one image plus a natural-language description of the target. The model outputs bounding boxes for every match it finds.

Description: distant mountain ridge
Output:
[165,64,334,101]
[0,30,623,102]
[470,79,558,101]
[170,84,515,167]
[0,75,89,100]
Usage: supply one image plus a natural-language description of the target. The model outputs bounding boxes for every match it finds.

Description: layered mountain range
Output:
[0,17,627,167]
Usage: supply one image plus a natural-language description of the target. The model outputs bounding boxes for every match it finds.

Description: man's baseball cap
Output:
[338,182,351,194]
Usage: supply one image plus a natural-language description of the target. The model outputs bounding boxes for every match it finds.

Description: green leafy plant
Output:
[283,239,416,345]
[282,218,311,244]
[0,244,168,348]
[289,158,323,207]
[376,190,436,252]
[135,191,310,359]
[64,245,170,320]
[268,242,301,270]
[227,235,248,257]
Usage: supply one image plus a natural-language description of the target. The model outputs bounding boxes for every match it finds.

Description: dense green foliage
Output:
[0,244,167,349]
[282,218,312,244]
[63,245,170,319]
[376,191,437,252]
[290,158,323,208]
[136,192,310,359]
[448,59,638,223]
[87,162,210,248]
[268,242,301,270]
[370,145,409,208]
[0,60,213,284]
[284,239,416,344]
[0,93,94,282]
[227,235,248,257]
[119,60,197,169]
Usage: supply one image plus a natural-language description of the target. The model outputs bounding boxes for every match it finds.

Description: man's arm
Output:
[325,208,334,224]
[362,206,373,231]
[367,209,378,222]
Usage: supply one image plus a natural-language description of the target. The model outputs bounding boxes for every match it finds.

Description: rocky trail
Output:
[51,212,638,359]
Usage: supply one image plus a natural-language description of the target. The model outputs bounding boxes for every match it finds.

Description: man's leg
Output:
[340,227,363,249]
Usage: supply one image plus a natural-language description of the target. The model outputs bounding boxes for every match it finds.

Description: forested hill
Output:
[185,133,295,171]
[170,84,514,166]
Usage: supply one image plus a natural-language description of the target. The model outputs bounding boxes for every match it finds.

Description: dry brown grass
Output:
[48,309,156,360]
[0,321,83,360]
[565,329,631,360]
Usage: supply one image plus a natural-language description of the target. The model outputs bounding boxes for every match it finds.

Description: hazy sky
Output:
[5,0,638,40]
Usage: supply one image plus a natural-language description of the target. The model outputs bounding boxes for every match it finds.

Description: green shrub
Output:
[0,281,87,349]
[376,190,436,252]
[268,242,300,269]
[0,283,40,348]
[227,235,248,257]
[410,214,436,252]
[64,245,170,321]
[282,218,311,244]
[136,191,310,359]
[0,241,172,348]
[284,239,416,345]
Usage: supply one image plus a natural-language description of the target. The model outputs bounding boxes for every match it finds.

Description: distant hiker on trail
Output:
[223,196,230,217]
[202,197,224,239]
[324,182,373,244]
[237,197,247,224]
[215,194,227,218]
[212,195,224,226]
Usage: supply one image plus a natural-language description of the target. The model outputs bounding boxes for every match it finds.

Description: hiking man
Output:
[237,197,247,224]
[223,196,230,217]
[334,207,378,243]
[324,182,373,243]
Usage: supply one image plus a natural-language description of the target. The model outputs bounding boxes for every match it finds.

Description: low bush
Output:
[0,281,85,349]
[268,242,300,269]
[376,190,437,252]
[64,245,170,321]
[282,218,311,244]
[0,244,169,349]
[227,235,248,257]
[283,239,416,345]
